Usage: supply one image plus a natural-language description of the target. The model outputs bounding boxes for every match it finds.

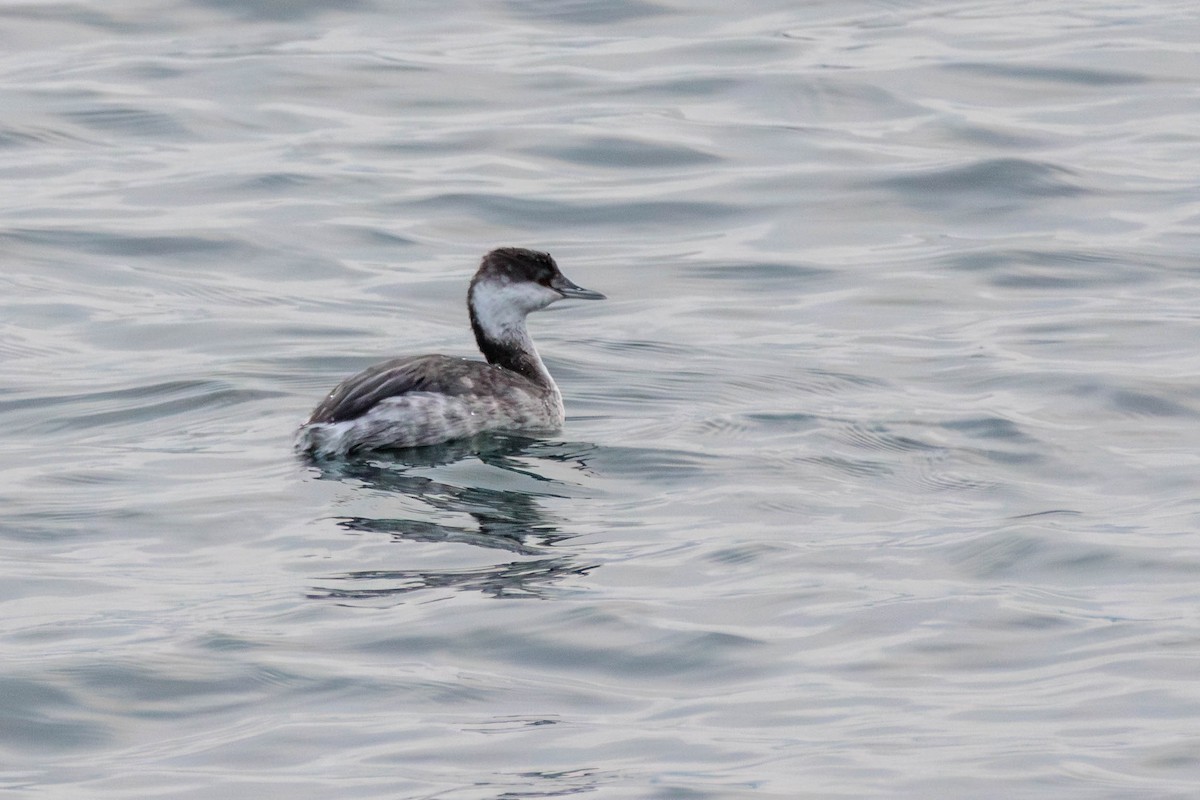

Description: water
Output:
[2,0,1199,797]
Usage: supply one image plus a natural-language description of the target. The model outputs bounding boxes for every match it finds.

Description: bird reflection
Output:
[303,434,598,602]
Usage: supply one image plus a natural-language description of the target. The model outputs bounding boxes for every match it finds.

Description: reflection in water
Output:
[304,435,598,602]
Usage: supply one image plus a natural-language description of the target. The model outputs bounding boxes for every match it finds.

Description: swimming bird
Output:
[295,247,605,458]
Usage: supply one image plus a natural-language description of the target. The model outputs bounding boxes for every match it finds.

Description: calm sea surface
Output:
[2,1,1199,797]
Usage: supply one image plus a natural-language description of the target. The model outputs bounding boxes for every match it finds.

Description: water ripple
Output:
[2,1,1198,797]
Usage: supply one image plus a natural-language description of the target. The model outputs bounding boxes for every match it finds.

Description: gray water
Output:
[2,0,1199,797]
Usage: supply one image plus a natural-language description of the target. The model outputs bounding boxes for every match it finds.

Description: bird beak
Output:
[552,275,606,300]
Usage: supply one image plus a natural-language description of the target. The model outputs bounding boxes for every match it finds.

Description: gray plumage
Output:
[296,248,604,458]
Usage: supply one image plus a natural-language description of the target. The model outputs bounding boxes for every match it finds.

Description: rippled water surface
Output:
[3,1,1200,797]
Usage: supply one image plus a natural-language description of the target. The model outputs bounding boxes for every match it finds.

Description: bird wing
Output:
[306,354,492,424]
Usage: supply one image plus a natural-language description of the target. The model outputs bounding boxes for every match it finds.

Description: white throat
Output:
[470,280,560,345]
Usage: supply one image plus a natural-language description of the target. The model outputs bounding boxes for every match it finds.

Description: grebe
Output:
[295,247,605,458]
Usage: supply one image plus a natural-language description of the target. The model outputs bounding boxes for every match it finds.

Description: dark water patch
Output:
[792,76,928,124]
[0,509,150,544]
[4,227,237,260]
[332,223,419,249]
[144,277,283,309]
[505,0,665,24]
[696,411,821,438]
[878,158,1086,208]
[335,513,549,556]
[366,129,498,154]
[0,3,142,34]
[193,0,374,21]
[0,124,93,149]
[236,172,324,192]
[197,634,266,653]
[822,418,1046,489]
[942,246,1151,289]
[127,61,188,81]
[549,365,707,405]
[1,380,284,435]
[1109,389,1196,418]
[1008,509,1083,520]
[0,332,64,360]
[799,454,892,478]
[0,678,111,752]
[69,663,258,714]
[311,558,596,602]
[706,542,790,566]
[681,260,833,284]
[362,621,766,681]
[582,360,884,420]
[463,715,564,733]
[907,459,999,493]
[606,74,744,98]
[1095,387,1198,419]
[487,625,766,680]
[719,369,883,405]
[0,379,221,416]
[42,468,135,488]
[407,192,744,230]
[836,422,940,454]
[996,255,1144,290]
[941,416,1032,442]
[533,135,719,169]
[967,446,1044,467]
[945,525,1200,584]
[945,61,1148,87]
[585,445,719,481]
[348,55,430,76]
[940,119,1047,149]
[64,106,192,139]
[798,368,888,394]
[589,338,698,358]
